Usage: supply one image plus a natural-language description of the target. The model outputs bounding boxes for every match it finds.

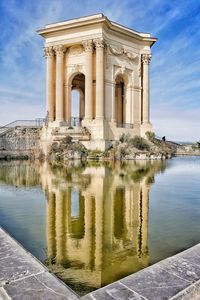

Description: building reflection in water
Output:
[40,160,165,295]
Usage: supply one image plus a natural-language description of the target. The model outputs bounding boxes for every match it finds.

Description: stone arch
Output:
[115,73,128,125]
[68,72,85,125]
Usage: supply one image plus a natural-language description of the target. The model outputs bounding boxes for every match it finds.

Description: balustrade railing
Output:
[117,122,133,129]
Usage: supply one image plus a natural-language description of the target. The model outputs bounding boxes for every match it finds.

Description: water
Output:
[0,157,200,295]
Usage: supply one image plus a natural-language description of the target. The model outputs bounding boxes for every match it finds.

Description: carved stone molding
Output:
[108,44,138,61]
[124,50,138,61]
[53,44,65,56]
[82,40,93,52]
[44,46,54,58]
[141,54,152,64]
[72,64,83,73]
[69,45,83,55]
[109,45,123,56]
[94,38,105,49]
[120,66,126,74]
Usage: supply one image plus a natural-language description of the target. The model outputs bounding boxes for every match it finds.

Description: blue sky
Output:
[0,0,200,141]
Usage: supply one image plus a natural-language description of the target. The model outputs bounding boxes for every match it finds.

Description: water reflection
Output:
[0,161,40,187]
[41,160,165,294]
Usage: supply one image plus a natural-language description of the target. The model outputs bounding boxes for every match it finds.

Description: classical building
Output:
[38,14,157,151]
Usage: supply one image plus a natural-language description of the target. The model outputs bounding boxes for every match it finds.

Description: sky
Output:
[0,0,200,142]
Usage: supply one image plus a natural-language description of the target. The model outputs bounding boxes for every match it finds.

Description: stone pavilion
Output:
[38,14,157,151]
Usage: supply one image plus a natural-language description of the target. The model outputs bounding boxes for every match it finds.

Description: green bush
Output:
[119,133,131,143]
[146,131,155,142]
[129,136,150,151]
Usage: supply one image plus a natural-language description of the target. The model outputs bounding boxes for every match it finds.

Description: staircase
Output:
[52,126,91,142]
[0,119,45,137]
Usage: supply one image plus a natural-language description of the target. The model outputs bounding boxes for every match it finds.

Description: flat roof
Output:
[37,13,157,45]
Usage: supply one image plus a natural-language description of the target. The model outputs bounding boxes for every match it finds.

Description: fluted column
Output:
[142,54,151,124]
[44,47,55,122]
[94,38,105,120]
[83,40,93,120]
[54,45,65,122]
[117,83,123,123]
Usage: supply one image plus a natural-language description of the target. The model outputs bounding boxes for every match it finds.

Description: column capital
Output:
[94,38,105,49]
[82,40,93,52]
[44,46,54,58]
[141,54,152,65]
[54,44,65,56]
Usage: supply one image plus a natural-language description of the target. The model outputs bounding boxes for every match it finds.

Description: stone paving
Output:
[82,245,200,300]
[1,226,200,299]
[0,227,79,300]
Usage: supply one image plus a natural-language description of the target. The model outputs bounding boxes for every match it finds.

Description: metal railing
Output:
[0,118,45,136]
[117,122,133,129]
[67,117,82,127]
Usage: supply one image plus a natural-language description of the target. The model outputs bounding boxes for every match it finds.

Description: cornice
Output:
[37,14,157,47]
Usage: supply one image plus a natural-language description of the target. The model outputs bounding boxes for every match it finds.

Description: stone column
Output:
[54,45,65,122]
[117,83,123,124]
[44,46,55,122]
[142,54,151,124]
[111,82,115,122]
[94,38,105,120]
[83,40,93,120]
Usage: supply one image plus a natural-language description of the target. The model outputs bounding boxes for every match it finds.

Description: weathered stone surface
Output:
[0,287,10,300]
[81,282,145,300]
[0,227,79,300]
[159,256,200,283]
[0,127,40,151]
[4,272,78,300]
[0,228,44,283]
[120,264,190,300]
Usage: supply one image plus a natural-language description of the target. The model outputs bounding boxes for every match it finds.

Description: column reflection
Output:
[41,160,165,294]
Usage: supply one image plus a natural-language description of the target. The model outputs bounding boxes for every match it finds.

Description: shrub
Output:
[63,135,73,144]
[129,136,150,151]
[146,131,155,142]
[119,133,131,143]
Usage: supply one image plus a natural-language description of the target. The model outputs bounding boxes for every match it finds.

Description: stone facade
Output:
[38,14,157,151]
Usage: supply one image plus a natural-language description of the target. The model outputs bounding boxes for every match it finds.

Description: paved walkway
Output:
[0,227,79,300]
[1,226,200,299]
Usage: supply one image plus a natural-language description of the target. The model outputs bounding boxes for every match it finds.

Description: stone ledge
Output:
[1,225,200,299]
[82,244,200,300]
[0,227,79,300]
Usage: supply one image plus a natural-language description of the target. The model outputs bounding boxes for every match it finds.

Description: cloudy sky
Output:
[0,0,199,141]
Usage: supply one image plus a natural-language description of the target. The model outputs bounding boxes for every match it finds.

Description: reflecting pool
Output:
[0,157,200,295]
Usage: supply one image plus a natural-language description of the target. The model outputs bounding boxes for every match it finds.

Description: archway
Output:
[115,75,125,125]
[70,73,85,126]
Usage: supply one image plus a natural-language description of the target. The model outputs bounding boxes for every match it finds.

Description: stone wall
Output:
[0,127,40,151]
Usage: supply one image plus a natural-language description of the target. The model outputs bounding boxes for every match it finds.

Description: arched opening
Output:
[71,73,85,126]
[115,75,125,125]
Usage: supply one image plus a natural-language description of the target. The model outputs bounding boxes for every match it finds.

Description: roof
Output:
[37,13,157,46]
